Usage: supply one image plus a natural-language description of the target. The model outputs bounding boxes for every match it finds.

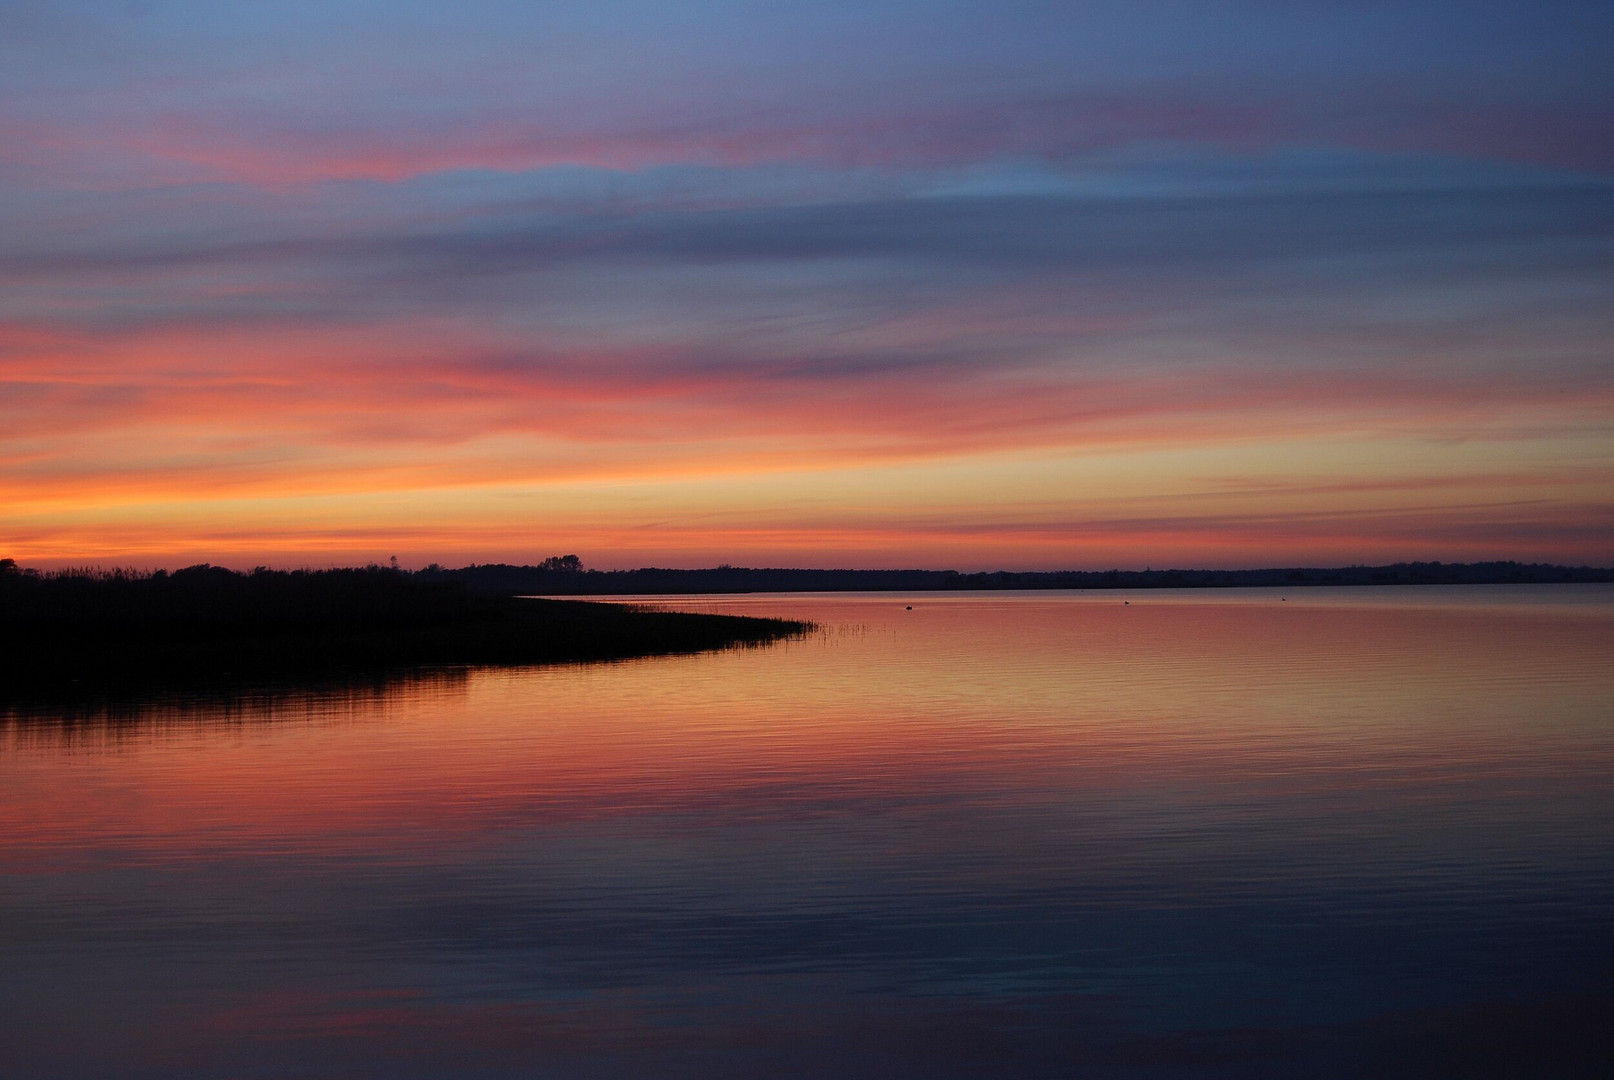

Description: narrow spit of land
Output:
[0,563,809,698]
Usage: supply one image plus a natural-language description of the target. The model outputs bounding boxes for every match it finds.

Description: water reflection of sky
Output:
[3,588,1612,1077]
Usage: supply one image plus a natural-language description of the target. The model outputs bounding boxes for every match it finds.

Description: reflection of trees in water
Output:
[0,668,475,748]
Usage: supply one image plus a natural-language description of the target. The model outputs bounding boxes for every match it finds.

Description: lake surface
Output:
[4,586,1613,1078]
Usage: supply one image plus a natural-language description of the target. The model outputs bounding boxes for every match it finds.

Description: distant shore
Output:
[0,563,809,699]
[416,559,1614,596]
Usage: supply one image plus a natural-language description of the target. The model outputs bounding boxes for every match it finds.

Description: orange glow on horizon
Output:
[6,306,1611,571]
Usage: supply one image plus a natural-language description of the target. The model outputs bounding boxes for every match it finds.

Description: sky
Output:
[2,0,1610,571]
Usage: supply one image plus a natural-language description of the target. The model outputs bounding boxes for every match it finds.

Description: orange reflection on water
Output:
[4,587,1612,874]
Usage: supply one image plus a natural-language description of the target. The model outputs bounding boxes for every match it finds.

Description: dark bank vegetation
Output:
[424,558,1614,596]
[0,560,809,699]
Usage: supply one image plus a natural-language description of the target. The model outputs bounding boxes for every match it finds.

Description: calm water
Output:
[4,587,1613,1078]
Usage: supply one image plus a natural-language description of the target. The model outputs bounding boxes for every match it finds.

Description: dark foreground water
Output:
[4,586,1612,1078]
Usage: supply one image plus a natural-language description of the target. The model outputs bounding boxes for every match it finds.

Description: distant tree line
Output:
[415,558,1614,595]
[5,556,1610,607]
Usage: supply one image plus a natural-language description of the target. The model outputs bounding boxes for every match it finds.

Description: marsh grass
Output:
[0,563,809,701]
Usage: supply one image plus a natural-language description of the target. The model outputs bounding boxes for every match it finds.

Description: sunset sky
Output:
[3,1,1610,570]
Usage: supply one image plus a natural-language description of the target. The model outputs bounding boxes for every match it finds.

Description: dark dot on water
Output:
[906,605,912,610]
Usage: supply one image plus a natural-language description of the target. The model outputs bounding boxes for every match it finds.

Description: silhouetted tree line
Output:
[0,562,475,636]
[0,561,806,697]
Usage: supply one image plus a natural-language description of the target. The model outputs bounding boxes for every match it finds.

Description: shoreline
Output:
[0,568,810,702]
[421,560,1614,596]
